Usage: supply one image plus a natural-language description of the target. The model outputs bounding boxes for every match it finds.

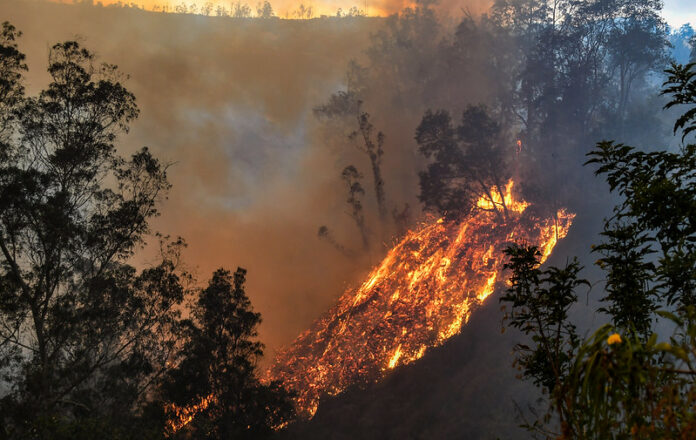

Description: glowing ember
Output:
[266,180,573,418]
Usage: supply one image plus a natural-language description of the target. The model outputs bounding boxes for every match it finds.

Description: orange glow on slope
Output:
[265,180,574,417]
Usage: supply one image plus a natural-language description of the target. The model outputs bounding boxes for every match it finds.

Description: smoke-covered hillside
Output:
[1,0,692,438]
[0,0,389,357]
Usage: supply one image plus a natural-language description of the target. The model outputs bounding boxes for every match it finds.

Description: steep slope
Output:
[279,297,536,440]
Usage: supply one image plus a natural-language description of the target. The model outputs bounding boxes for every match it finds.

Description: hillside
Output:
[0,0,387,356]
[279,296,537,440]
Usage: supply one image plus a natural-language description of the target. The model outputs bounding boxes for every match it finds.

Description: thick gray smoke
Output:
[2,0,498,360]
[2,0,383,357]
[3,0,660,368]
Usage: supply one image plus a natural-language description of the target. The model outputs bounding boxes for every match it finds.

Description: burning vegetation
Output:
[266,180,574,417]
[165,394,215,435]
[3,0,680,437]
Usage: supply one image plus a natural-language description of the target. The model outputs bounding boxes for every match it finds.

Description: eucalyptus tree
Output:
[0,23,184,436]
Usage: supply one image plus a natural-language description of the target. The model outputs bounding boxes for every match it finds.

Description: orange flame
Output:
[265,180,574,417]
[476,180,529,214]
[165,394,215,435]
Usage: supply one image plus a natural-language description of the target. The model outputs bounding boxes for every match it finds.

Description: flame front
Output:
[265,181,573,417]
[165,394,214,434]
[156,182,558,425]
[164,181,573,430]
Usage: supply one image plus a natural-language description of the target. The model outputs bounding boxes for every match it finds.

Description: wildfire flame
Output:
[165,394,214,435]
[265,180,574,417]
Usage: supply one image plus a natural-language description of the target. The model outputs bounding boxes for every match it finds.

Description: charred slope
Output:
[278,295,536,440]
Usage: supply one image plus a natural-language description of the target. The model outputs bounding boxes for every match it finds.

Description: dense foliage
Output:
[501,62,696,439]
[315,0,671,256]
[0,22,293,439]
[160,268,295,439]
[416,105,510,219]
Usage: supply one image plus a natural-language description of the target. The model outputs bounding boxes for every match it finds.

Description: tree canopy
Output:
[501,62,696,439]
[161,268,295,440]
[416,105,511,219]
[0,22,294,439]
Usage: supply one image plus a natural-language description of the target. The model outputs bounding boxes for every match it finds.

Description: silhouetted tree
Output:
[608,12,669,120]
[0,26,185,437]
[416,105,511,220]
[0,22,25,145]
[232,1,252,18]
[316,165,369,256]
[293,3,314,19]
[501,245,585,434]
[315,91,387,221]
[161,268,295,440]
[200,1,213,15]
[256,1,274,18]
[341,165,369,251]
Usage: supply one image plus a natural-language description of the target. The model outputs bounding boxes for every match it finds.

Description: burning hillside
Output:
[266,180,574,417]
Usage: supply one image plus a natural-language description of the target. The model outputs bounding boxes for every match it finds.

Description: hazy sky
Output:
[664,0,696,29]
[46,0,696,25]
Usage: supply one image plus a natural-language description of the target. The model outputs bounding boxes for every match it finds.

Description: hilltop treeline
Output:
[68,0,368,19]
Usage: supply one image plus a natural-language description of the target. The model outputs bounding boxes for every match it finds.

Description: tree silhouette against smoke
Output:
[0,22,294,438]
[314,90,396,256]
[416,105,511,221]
[232,1,253,18]
[315,91,388,221]
[256,0,275,18]
[317,165,369,255]
[0,25,178,436]
[293,3,314,19]
[341,165,370,251]
[160,268,295,439]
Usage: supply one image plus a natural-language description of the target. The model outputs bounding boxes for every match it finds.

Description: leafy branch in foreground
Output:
[502,62,696,439]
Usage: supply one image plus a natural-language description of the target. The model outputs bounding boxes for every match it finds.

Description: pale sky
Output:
[663,0,696,29]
